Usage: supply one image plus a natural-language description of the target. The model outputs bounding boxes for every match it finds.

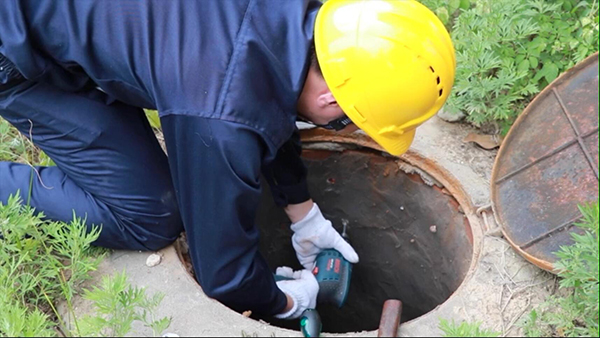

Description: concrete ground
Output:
[59,117,555,337]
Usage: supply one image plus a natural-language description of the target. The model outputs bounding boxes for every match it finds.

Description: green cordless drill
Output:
[312,220,353,308]
[273,275,323,337]
[275,221,354,337]
[299,309,322,337]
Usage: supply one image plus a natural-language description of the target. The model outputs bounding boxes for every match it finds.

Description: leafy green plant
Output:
[0,193,171,337]
[0,117,54,166]
[521,202,599,337]
[78,271,171,337]
[144,110,162,129]
[439,319,500,337]
[0,303,56,337]
[1,105,167,338]
[420,0,599,132]
[528,0,600,85]
[446,0,542,130]
[420,0,472,29]
[0,192,104,337]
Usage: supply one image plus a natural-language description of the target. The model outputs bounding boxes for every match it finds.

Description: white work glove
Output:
[274,267,319,319]
[291,203,359,270]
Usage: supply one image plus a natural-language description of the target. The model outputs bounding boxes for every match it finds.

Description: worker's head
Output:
[297,44,359,134]
[297,0,456,155]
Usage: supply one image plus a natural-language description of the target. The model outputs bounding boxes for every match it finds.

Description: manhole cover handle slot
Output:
[477,204,502,237]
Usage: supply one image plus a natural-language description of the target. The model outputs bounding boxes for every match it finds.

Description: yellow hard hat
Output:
[314,0,456,155]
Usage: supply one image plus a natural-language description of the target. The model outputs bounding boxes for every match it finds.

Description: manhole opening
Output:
[177,147,474,334]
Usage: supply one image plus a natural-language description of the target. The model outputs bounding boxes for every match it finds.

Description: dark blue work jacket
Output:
[0,0,321,315]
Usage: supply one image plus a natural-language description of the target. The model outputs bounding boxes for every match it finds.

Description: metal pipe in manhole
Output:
[378,299,403,337]
[176,133,477,334]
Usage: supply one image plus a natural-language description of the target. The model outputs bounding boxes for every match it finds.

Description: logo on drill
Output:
[325,258,341,273]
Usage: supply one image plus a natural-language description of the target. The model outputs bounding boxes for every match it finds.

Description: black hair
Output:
[309,42,322,75]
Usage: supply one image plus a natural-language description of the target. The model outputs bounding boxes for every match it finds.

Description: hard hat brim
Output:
[363,127,416,156]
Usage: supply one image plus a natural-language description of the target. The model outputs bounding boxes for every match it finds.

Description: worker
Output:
[0,0,454,319]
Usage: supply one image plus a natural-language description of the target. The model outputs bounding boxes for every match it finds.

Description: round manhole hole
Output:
[176,138,475,334]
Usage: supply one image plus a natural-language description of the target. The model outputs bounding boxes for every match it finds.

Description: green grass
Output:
[420,0,599,132]
[144,110,161,129]
[440,202,599,337]
[0,117,54,166]
[0,193,171,337]
[78,271,171,337]
[1,116,170,337]
[0,192,104,336]
[439,319,500,337]
[520,203,599,337]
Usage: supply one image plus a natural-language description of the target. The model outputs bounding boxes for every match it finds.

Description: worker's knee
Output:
[196,270,243,307]
[142,236,177,252]
[201,285,224,300]
[200,280,236,305]
[106,187,183,251]
[0,53,27,93]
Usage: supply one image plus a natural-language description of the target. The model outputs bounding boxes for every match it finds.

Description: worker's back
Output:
[0,0,320,148]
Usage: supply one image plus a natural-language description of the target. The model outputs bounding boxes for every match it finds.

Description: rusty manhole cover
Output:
[491,53,599,272]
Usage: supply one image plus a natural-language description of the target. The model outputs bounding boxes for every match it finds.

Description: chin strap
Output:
[297,115,353,131]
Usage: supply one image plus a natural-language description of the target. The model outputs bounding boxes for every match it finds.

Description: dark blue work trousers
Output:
[0,72,183,251]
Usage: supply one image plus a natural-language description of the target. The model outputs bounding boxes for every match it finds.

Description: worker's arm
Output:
[284,199,314,223]
[161,114,290,316]
[262,129,312,215]
[261,128,314,222]
[262,130,359,269]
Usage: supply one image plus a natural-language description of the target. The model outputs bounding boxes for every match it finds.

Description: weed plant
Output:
[439,319,501,337]
[439,202,599,337]
[144,110,162,130]
[420,0,599,132]
[520,203,599,337]
[1,114,171,336]
[78,271,171,337]
[0,193,103,336]
[0,193,171,337]
[0,117,53,166]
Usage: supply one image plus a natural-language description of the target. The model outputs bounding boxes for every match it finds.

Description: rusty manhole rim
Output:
[174,130,485,334]
[298,130,484,327]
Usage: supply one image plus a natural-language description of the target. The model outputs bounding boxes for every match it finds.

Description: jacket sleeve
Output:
[160,114,288,316]
[262,129,311,207]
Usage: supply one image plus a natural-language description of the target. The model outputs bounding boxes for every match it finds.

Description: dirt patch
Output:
[449,235,555,336]
[417,117,499,183]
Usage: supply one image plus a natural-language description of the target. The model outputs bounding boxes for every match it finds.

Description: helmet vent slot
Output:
[430,66,442,92]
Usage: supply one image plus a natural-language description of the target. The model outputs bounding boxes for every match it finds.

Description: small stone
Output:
[437,107,466,122]
[410,239,415,243]
[400,206,405,211]
[242,310,252,318]
[146,253,162,267]
[429,225,438,233]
